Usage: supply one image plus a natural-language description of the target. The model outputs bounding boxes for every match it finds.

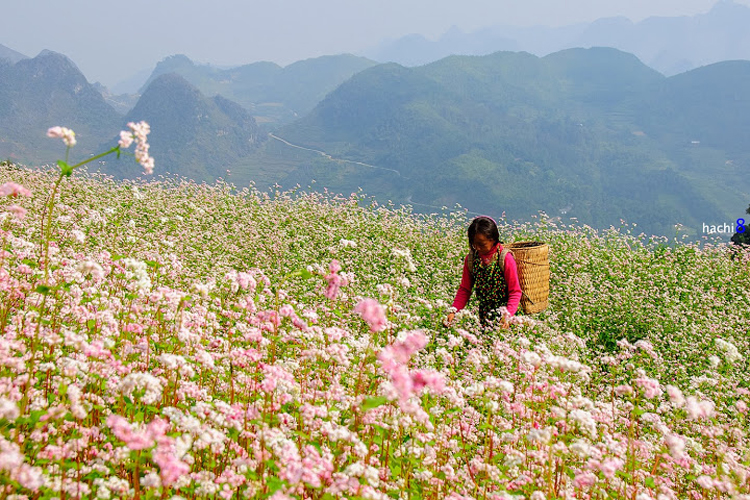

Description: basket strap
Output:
[497,247,510,273]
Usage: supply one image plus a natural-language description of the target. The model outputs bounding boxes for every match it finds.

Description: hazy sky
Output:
[4,0,749,87]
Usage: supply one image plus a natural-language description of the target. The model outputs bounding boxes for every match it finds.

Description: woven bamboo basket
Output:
[506,241,549,314]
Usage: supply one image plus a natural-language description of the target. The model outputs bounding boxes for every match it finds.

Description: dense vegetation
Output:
[281,48,750,238]
[1,163,749,498]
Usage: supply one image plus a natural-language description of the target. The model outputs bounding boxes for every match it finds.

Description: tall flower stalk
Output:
[40,122,154,279]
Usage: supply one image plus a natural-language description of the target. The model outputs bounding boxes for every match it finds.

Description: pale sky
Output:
[4,0,749,87]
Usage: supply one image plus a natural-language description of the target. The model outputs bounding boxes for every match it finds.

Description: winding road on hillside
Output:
[268,133,483,217]
[268,133,406,178]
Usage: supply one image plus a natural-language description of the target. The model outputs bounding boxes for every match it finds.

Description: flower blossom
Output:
[0,182,32,198]
[325,260,343,299]
[354,298,387,332]
[685,396,715,420]
[47,126,77,147]
[119,121,154,174]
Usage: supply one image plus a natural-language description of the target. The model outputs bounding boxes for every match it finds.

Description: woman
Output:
[444,216,522,328]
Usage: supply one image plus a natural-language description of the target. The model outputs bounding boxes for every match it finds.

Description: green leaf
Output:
[57,160,73,177]
[645,477,656,488]
[362,396,389,410]
[288,268,314,280]
[266,476,284,494]
[35,285,51,295]
[59,383,68,399]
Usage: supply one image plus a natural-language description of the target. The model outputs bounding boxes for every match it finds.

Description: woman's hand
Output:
[443,312,455,327]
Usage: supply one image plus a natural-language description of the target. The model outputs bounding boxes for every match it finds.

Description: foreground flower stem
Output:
[40,146,119,279]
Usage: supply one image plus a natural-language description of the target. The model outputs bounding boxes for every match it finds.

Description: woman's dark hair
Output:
[468,216,500,249]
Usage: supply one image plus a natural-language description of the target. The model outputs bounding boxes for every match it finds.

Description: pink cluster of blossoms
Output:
[354,298,387,332]
[46,121,154,174]
[107,415,190,486]
[378,330,445,424]
[0,181,32,219]
[46,126,76,147]
[118,121,155,174]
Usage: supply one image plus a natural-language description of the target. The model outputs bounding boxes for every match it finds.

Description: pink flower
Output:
[118,130,134,149]
[614,385,633,396]
[573,471,597,489]
[666,385,685,406]
[685,396,715,420]
[119,121,154,174]
[153,443,190,486]
[597,457,624,479]
[325,272,341,300]
[0,182,32,198]
[354,298,387,332]
[696,475,714,489]
[736,400,748,414]
[47,126,76,147]
[5,205,26,219]
[329,259,341,273]
[635,376,662,399]
[665,433,686,461]
[107,414,155,450]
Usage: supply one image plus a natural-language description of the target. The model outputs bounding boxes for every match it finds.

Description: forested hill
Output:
[279,47,750,237]
[140,53,378,126]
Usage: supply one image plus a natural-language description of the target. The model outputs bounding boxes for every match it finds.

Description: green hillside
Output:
[141,53,378,127]
[102,73,262,180]
[0,51,121,163]
[278,48,750,237]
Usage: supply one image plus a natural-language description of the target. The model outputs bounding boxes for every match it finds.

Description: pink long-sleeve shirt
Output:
[452,242,522,316]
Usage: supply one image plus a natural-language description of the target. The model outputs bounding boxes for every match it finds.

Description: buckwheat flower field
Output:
[0,165,749,499]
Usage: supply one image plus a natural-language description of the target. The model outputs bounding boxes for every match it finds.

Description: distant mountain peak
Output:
[0,43,28,64]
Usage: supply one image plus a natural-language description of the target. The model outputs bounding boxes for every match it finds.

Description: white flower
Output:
[47,126,76,147]
[522,351,542,368]
[715,338,741,363]
[569,439,591,458]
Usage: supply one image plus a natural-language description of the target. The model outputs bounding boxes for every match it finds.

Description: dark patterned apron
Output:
[471,249,509,324]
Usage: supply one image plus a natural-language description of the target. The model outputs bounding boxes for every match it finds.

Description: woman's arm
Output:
[452,255,473,311]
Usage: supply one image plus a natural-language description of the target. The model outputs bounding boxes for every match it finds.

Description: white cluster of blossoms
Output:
[118,121,155,174]
[715,338,741,363]
[157,353,196,378]
[76,260,105,280]
[47,126,76,147]
[391,247,417,272]
[568,408,597,437]
[546,354,587,374]
[120,258,152,293]
[117,372,163,405]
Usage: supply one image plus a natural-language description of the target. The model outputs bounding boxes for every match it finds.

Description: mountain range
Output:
[364,0,750,77]
[135,53,377,126]
[0,42,749,238]
[0,43,27,64]
[276,47,750,237]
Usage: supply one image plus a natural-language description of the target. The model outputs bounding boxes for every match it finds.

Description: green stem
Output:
[70,146,119,170]
[39,146,120,280]
[40,172,65,281]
